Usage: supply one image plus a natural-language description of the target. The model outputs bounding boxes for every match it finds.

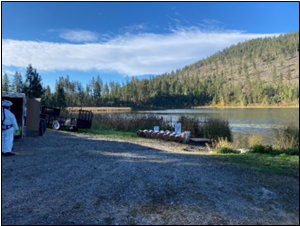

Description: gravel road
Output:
[1,130,299,225]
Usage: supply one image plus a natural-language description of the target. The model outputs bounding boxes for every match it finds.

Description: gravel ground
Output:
[1,130,299,225]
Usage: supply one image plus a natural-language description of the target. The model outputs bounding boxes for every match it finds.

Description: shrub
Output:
[272,112,299,150]
[274,123,299,150]
[178,116,203,138]
[208,137,238,153]
[250,144,274,154]
[202,117,232,141]
[279,148,299,156]
[218,147,239,154]
[249,144,299,156]
[248,134,264,147]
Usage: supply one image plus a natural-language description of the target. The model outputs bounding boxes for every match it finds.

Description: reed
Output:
[202,117,232,142]
[177,116,203,138]
[91,114,172,132]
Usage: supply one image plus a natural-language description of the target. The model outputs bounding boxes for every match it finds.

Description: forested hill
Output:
[118,31,299,108]
[3,32,298,109]
[143,31,299,108]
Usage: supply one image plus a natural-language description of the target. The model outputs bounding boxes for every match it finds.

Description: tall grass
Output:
[91,114,172,132]
[273,122,299,150]
[178,116,232,140]
[206,137,239,154]
[177,116,203,138]
[202,117,232,141]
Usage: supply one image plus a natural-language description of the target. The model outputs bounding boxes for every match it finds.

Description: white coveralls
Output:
[2,108,18,153]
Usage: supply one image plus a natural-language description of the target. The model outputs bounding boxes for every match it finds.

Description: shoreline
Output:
[192,105,299,109]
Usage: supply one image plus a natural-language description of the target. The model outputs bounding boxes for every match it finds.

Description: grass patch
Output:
[79,128,137,139]
[218,146,239,154]
[249,144,299,156]
[227,153,299,176]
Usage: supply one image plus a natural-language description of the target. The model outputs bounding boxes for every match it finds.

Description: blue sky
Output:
[2,2,299,92]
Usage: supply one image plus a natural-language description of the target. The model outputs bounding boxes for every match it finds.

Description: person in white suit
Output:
[2,100,19,156]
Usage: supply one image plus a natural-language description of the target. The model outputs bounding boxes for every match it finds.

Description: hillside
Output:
[127,31,299,108]
[180,32,299,89]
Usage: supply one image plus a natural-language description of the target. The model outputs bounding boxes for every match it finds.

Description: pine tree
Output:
[272,65,277,85]
[103,83,109,97]
[11,72,23,93]
[42,86,53,106]
[54,78,66,108]
[23,64,45,98]
[93,79,101,106]
[2,73,10,91]
[286,65,291,85]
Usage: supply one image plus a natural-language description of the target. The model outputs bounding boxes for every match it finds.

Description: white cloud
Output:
[2,27,280,76]
[59,29,99,42]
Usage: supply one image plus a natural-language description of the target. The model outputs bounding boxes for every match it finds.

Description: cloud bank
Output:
[2,28,279,76]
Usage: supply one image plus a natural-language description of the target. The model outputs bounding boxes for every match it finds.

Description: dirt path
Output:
[1,130,299,225]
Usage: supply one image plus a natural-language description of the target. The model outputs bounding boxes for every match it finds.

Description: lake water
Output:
[130,108,299,141]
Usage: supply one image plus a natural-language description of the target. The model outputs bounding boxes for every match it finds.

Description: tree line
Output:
[2,31,299,108]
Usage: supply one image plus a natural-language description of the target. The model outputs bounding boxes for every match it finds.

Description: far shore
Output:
[192,105,299,109]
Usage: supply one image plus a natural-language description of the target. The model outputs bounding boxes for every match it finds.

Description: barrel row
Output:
[137,129,190,143]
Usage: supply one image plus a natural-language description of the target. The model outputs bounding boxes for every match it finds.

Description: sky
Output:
[2,1,299,92]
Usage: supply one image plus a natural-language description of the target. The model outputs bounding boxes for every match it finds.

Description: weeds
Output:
[249,144,274,154]
[178,116,203,138]
[249,144,299,156]
[202,117,232,141]
[208,137,239,154]
[271,111,299,150]
[248,134,264,147]
[273,123,299,150]
[218,147,239,154]
[91,114,172,132]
